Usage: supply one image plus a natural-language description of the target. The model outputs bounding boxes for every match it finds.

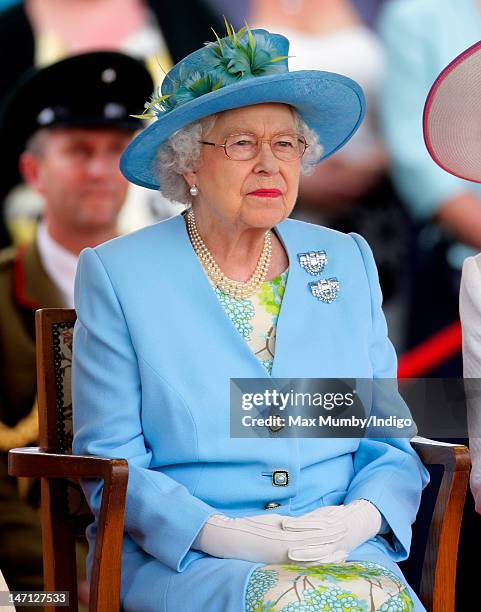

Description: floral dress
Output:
[213,269,288,374]
[246,562,414,612]
[211,271,415,611]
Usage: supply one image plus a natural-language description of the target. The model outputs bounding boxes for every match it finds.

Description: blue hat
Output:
[120,27,366,190]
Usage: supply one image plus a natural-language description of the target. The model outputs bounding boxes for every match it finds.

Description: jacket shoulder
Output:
[279,218,358,248]
[93,215,181,260]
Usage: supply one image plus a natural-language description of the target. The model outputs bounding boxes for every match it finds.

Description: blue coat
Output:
[72,215,429,611]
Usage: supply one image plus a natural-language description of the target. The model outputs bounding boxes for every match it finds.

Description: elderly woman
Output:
[73,26,428,612]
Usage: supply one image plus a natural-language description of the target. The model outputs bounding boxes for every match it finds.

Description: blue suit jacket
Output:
[72,215,428,611]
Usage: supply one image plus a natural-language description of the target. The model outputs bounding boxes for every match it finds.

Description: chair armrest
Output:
[410,436,470,611]
[8,447,128,612]
[8,446,127,479]
[411,436,470,471]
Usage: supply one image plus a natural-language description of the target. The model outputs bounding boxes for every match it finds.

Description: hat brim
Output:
[424,40,481,183]
[120,70,365,190]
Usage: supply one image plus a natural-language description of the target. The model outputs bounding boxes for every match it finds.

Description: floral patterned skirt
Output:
[245,562,414,612]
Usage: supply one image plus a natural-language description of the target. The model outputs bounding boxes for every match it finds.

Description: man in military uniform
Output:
[0,51,153,594]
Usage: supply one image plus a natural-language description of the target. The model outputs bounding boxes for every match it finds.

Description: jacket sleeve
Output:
[72,247,217,572]
[460,256,481,512]
[344,233,430,561]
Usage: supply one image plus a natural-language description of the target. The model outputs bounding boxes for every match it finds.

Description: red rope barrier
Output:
[397,320,462,378]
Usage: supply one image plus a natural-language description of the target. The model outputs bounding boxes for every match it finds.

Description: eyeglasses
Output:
[199,133,309,161]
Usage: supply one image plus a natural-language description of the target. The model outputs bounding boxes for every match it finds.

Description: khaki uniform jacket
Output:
[0,239,63,435]
[0,239,63,592]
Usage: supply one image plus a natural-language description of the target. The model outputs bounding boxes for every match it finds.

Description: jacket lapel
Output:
[271,220,351,379]
[161,215,270,378]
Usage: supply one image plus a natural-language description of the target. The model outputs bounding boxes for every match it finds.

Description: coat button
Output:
[264,502,281,510]
[272,470,289,486]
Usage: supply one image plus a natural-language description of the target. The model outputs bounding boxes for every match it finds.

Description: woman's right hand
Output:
[192,513,348,564]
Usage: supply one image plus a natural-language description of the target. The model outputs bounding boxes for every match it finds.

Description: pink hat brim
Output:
[424,39,481,183]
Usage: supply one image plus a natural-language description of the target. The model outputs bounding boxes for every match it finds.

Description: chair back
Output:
[30,308,128,612]
[36,308,77,454]
[36,308,91,611]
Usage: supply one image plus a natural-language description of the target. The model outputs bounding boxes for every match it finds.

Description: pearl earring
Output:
[190,184,199,197]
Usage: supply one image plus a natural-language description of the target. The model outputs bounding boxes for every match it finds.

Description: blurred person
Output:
[0,51,153,598]
[204,0,247,28]
[0,0,222,247]
[208,0,388,30]
[378,0,481,374]
[252,0,387,213]
[251,0,410,350]
[352,0,386,28]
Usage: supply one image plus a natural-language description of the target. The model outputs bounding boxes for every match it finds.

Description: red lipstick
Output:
[248,189,282,198]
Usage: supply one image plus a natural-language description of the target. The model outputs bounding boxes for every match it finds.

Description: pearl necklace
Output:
[186,208,272,300]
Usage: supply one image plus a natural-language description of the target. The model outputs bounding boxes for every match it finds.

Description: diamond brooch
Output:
[299,249,340,303]
[309,278,340,303]
[298,251,327,276]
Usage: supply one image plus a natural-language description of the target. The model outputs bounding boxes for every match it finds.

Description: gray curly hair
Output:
[156,108,323,205]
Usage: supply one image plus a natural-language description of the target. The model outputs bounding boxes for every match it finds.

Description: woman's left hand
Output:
[281,499,382,562]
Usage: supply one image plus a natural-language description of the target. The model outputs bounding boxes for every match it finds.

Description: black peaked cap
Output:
[0,51,154,153]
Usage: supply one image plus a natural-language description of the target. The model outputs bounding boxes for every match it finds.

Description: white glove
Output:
[192,512,349,564]
[282,500,382,562]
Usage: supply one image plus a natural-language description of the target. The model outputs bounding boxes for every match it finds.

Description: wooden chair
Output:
[8,308,470,612]
[407,437,470,611]
[8,309,127,612]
